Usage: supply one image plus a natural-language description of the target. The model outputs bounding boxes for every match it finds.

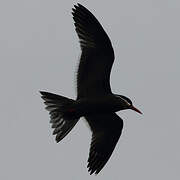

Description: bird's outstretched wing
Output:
[85,113,123,175]
[72,4,115,98]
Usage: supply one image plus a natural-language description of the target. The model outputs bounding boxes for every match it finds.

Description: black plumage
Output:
[40,3,142,175]
[72,4,114,98]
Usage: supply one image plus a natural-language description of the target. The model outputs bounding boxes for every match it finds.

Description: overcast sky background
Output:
[0,0,179,179]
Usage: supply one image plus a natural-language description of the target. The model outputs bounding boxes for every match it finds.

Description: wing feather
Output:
[72,4,115,98]
[85,113,123,175]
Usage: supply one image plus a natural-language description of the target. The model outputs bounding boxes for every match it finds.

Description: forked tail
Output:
[40,91,79,143]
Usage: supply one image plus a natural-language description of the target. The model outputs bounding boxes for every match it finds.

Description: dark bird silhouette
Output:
[40,3,142,175]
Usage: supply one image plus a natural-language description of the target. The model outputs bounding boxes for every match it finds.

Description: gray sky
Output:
[0,0,179,179]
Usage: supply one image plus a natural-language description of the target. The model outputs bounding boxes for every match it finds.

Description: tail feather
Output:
[40,91,79,143]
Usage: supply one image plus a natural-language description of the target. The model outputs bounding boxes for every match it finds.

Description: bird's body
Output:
[71,94,130,116]
[40,3,142,175]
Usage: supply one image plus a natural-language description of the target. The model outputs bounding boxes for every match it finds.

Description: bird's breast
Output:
[75,96,122,116]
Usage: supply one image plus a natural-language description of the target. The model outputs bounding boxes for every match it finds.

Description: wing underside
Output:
[85,113,123,175]
[72,4,115,98]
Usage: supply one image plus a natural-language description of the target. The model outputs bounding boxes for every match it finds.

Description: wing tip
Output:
[72,3,90,17]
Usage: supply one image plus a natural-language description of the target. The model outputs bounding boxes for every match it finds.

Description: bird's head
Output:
[115,95,142,114]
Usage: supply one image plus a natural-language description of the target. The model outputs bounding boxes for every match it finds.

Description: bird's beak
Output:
[130,105,142,114]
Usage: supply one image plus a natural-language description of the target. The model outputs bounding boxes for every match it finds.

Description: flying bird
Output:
[40,3,142,175]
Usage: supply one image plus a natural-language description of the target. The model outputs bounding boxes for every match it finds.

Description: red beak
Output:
[130,105,142,114]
